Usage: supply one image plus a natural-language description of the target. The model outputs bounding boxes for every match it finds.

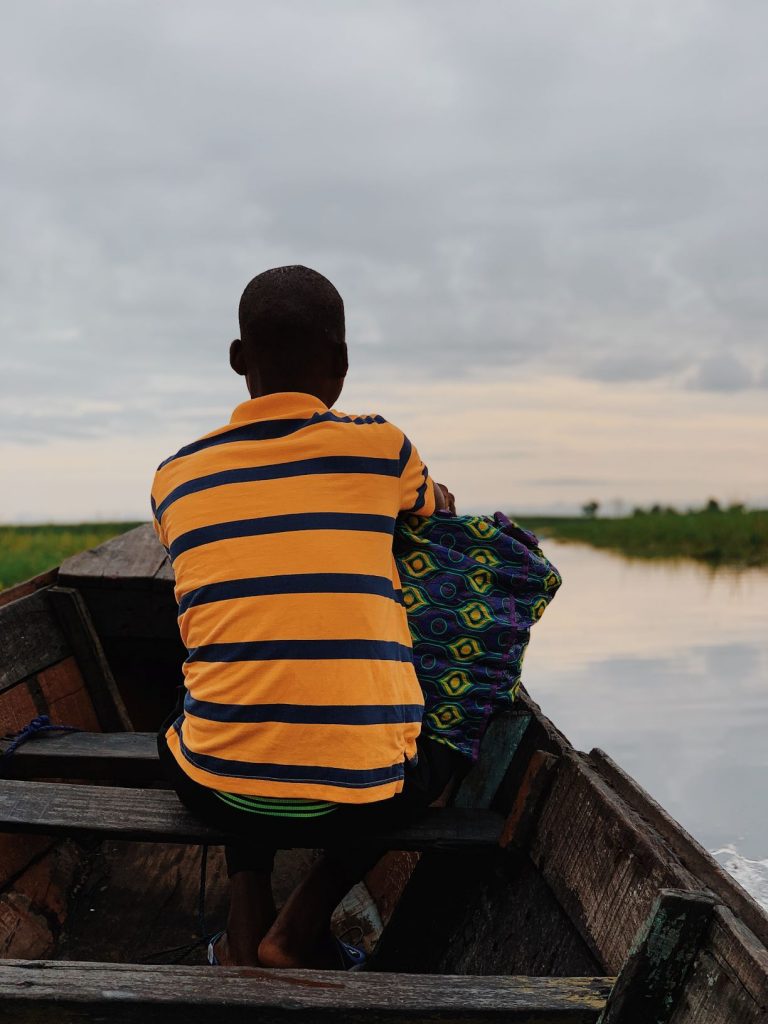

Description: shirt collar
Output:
[230,391,330,424]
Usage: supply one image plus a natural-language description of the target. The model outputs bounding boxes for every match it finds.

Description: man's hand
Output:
[435,482,456,515]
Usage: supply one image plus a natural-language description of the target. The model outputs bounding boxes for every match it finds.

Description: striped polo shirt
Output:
[151,392,436,803]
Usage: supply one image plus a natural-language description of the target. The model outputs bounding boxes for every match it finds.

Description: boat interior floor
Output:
[53,841,322,966]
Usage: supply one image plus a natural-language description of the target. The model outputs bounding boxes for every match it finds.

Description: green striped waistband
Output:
[213,790,339,818]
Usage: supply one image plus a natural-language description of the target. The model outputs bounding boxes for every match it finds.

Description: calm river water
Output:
[524,539,768,908]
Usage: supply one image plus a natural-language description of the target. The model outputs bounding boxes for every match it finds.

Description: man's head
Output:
[230,265,347,406]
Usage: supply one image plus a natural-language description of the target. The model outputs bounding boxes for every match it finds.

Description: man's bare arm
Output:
[434,482,456,515]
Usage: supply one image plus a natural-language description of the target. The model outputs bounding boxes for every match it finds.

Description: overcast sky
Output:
[1,0,766,521]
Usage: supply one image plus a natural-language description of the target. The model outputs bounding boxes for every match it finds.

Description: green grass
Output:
[0,523,142,591]
[2,507,766,593]
[523,508,768,568]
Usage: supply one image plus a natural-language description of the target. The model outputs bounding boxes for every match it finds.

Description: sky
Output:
[1,0,766,521]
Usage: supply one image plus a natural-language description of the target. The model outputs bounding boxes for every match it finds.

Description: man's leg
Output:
[259,737,468,969]
[258,850,374,969]
[212,843,278,967]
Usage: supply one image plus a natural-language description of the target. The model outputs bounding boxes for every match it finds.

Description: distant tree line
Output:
[581,498,748,518]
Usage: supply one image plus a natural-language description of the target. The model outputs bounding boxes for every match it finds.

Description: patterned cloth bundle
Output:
[394,511,562,762]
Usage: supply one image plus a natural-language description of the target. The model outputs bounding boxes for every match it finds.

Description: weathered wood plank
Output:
[0,779,504,849]
[374,698,581,978]
[0,590,70,693]
[47,587,132,731]
[362,714,533,948]
[667,906,768,1024]
[589,747,768,950]
[155,557,175,583]
[0,569,58,610]
[597,890,716,1024]
[528,751,699,972]
[453,709,532,810]
[494,689,573,814]
[500,749,560,849]
[369,847,605,977]
[0,732,160,781]
[0,959,612,1023]
[58,524,167,590]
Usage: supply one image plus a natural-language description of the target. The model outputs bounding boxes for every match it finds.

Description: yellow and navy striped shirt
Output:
[151,392,436,803]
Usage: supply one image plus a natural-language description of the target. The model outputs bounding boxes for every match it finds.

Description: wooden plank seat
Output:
[0,959,613,1023]
[0,777,505,850]
[0,730,161,781]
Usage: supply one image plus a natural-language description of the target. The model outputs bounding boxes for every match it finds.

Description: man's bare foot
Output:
[210,929,266,967]
[215,868,277,966]
[256,853,364,969]
[258,927,339,970]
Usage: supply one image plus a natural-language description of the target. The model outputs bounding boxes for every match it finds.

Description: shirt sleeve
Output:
[398,433,437,517]
[150,479,169,553]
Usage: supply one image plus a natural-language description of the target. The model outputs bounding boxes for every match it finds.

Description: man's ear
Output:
[229,338,246,376]
[332,340,349,379]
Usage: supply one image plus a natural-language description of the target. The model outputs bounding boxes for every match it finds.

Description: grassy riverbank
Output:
[524,508,768,568]
[0,523,141,591]
[2,507,767,592]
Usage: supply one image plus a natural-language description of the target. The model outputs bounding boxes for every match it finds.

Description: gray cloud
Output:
[2,0,768,441]
[688,352,756,392]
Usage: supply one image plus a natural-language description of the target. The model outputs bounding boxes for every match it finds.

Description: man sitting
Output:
[151,265,461,968]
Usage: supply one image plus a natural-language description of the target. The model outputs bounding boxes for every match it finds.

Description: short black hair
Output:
[238,266,345,365]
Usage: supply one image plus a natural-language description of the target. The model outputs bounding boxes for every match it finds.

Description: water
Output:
[524,540,768,908]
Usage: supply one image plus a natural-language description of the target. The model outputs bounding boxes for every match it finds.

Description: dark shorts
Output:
[157,718,467,877]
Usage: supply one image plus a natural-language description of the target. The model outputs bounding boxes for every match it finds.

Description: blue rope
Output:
[0,715,80,775]
[1,715,213,963]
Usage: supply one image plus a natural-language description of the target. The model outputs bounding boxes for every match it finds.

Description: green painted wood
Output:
[597,889,716,1024]
[453,711,532,809]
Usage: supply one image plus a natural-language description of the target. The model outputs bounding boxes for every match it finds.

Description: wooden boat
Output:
[1,524,767,1022]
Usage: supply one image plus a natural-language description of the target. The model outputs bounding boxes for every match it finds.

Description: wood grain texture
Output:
[371,713,591,978]
[494,690,573,816]
[47,587,132,731]
[57,842,316,966]
[0,683,42,737]
[154,557,175,583]
[499,749,559,849]
[58,524,167,590]
[0,590,70,693]
[0,570,58,611]
[0,960,612,1023]
[35,658,100,732]
[0,779,504,849]
[667,907,768,1024]
[369,848,603,977]
[0,732,160,781]
[597,889,716,1024]
[528,751,700,973]
[453,710,532,810]
[589,747,768,951]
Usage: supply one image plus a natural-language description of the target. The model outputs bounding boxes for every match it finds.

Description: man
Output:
[151,266,460,968]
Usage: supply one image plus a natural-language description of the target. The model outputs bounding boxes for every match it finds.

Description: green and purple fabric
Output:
[394,511,562,762]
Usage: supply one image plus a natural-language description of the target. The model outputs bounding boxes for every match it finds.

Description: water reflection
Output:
[525,541,768,864]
